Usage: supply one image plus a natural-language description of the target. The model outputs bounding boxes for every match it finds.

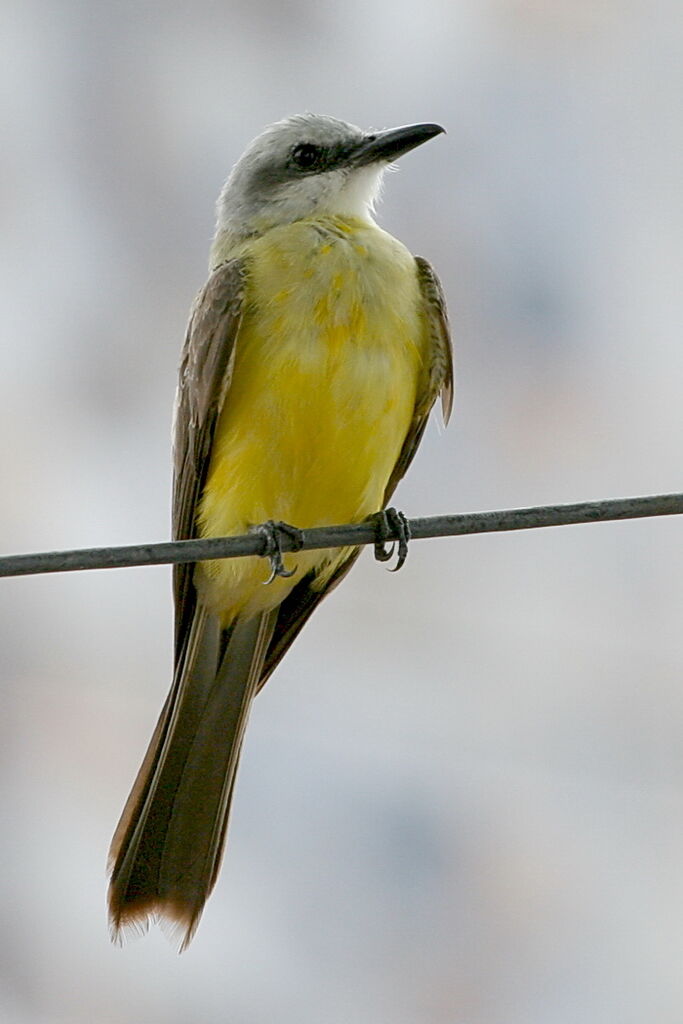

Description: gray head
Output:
[215,113,444,245]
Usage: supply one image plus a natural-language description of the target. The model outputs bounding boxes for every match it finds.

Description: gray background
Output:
[1,1,682,1021]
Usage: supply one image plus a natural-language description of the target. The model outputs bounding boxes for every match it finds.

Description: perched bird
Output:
[108,113,453,949]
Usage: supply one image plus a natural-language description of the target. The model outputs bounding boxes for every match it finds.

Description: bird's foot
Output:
[369,508,411,572]
[254,520,304,584]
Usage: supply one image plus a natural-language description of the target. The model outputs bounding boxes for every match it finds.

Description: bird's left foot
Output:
[253,520,304,584]
[369,508,411,572]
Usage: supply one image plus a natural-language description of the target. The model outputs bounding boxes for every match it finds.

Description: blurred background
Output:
[1,1,682,1021]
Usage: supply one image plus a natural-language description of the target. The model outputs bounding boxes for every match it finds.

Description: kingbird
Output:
[108,114,453,948]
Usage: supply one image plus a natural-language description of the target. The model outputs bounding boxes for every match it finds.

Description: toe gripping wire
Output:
[254,509,411,583]
[254,521,305,585]
[370,508,411,572]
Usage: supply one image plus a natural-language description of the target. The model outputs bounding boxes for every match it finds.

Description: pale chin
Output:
[319,164,385,221]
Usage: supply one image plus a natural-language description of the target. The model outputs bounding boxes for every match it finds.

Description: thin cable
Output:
[0,492,680,579]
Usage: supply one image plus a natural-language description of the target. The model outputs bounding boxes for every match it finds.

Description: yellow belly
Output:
[197,215,426,622]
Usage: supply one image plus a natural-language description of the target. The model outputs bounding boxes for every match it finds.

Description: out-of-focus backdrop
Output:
[1,1,682,1021]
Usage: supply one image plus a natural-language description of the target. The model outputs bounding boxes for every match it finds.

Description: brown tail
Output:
[108,606,276,950]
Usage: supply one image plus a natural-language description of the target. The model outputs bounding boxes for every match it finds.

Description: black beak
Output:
[350,122,445,167]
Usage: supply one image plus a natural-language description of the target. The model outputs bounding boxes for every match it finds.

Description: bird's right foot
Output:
[253,520,304,584]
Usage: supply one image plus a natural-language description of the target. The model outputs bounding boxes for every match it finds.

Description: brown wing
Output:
[172,259,247,662]
[257,256,454,691]
[383,256,454,503]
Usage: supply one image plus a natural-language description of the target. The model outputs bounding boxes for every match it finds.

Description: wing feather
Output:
[172,259,247,661]
[382,256,454,503]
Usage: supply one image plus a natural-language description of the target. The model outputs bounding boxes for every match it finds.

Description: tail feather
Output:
[108,607,276,949]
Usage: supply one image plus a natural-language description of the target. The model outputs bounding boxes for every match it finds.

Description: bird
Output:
[107,113,453,949]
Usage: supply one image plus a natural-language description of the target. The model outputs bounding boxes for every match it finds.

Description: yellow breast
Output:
[197,215,426,621]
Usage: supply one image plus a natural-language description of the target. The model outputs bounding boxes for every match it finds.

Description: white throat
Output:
[215,164,385,251]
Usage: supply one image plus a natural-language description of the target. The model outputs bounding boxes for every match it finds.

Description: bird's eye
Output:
[291,143,323,170]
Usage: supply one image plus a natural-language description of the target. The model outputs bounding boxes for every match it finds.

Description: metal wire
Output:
[0,492,680,580]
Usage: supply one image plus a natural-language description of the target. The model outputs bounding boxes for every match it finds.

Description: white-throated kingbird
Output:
[108,113,453,948]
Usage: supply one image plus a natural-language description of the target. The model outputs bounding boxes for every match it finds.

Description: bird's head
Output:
[214,113,444,246]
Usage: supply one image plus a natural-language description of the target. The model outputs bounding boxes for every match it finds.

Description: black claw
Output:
[369,508,412,572]
[253,520,304,584]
